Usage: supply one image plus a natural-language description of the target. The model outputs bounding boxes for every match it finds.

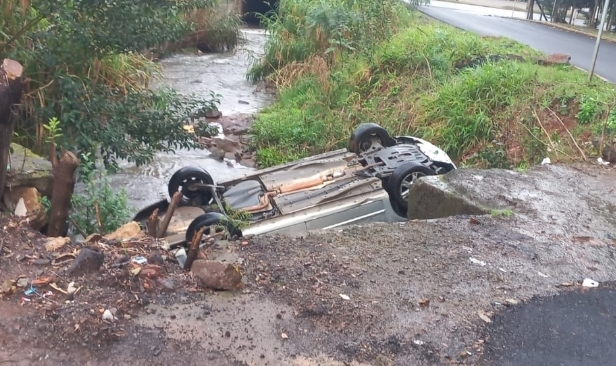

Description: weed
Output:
[490,209,513,217]
[249,10,616,168]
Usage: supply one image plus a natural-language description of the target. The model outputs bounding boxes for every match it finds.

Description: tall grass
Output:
[249,12,616,168]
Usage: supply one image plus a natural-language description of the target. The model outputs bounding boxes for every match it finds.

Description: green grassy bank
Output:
[247,0,616,169]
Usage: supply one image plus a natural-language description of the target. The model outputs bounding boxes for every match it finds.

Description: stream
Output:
[107,28,274,210]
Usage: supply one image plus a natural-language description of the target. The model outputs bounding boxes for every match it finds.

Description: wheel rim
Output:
[358,134,383,153]
[189,225,227,245]
[179,176,207,199]
[399,172,426,200]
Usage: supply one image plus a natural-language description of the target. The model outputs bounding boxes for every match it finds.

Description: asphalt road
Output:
[480,285,616,366]
[419,5,616,83]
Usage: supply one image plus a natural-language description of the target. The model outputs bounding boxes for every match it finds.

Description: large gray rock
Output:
[407,164,616,239]
[6,143,53,197]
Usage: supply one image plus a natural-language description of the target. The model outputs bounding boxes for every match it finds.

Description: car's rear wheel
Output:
[185,212,242,245]
[348,123,394,155]
[387,162,433,213]
[168,166,214,205]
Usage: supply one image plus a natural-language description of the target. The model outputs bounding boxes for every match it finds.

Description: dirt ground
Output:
[1,163,615,365]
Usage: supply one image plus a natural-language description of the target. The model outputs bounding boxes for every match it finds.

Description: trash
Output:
[281,333,288,339]
[175,248,187,268]
[413,340,425,346]
[477,310,492,323]
[418,298,430,307]
[537,271,549,278]
[102,309,114,321]
[582,278,599,287]
[67,282,77,295]
[130,267,142,276]
[45,237,70,252]
[505,298,519,305]
[32,277,53,286]
[132,256,147,265]
[597,157,610,165]
[339,294,351,300]
[469,257,486,266]
[541,157,551,165]
[24,285,36,296]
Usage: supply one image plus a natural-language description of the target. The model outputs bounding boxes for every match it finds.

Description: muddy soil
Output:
[1,163,615,365]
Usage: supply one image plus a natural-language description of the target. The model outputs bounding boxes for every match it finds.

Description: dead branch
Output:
[547,107,587,161]
[532,109,557,154]
[184,226,206,271]
[147,208,159,238]
[94,200,103,234]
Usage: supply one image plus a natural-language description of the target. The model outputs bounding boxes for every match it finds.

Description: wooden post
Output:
[157,191,182,238]
[147,208,159,237]
[47,149,80,237]
[0,59,24,197]
[184,226,206,270]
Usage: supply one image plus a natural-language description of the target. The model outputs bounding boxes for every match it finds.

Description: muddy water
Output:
[108,28,274,209]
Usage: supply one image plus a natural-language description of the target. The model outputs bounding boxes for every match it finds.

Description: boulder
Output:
[536,53,571,66]
[190,259,243,291]
[6,143,53,196]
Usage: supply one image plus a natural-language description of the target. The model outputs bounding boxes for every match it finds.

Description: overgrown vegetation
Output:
[248,3,616,169]
[1,0,239,170]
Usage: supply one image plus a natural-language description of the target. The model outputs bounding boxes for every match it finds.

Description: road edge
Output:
[509,18,616,45]
[417,7,612,83]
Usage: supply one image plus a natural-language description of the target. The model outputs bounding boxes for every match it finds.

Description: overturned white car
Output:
[133,123,456,246]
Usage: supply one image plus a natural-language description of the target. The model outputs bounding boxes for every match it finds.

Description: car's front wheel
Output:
[348,123,395,155]
[386,162,433,214]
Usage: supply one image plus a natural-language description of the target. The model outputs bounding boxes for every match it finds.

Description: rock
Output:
[407,172,490,220]
[204,108,222,119]
[190,260,243,291]
[209,147,225,161]
[2,187,47,231]
[85,233,103,243]
[147,252,164,265]
[536,53,571,66]
[592,136,616,163]
[138,264,163,280]
[45,237,70,252]
[238,100,249,105]
[103,221,144,241]
[68,248,104,276]
[16,278,28,288]
[6,143,53,197]
[211,138,240,154]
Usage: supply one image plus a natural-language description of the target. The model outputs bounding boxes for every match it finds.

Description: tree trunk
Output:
[0,59,24,198]
[47,149,79,237]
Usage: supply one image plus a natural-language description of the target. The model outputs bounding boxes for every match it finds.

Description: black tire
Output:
[348,123,394,155]
[185,212,242,244]
[168,166,214,204]
[387,162,433,213]
[389,196,407,218]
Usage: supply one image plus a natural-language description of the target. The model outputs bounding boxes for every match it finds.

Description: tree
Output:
[0,59,24,196]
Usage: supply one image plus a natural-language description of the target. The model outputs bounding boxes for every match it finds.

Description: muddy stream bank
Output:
[107,28,274,209]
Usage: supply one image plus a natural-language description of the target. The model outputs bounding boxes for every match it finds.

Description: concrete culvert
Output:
[242,0,278,26]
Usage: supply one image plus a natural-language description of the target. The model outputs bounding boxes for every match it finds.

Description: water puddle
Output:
[107,28,274,209]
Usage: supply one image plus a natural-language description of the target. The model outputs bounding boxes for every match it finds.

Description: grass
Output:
[248,9,616,169]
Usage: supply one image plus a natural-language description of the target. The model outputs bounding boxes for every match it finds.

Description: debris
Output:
[103,221,144,241]
[505,298,519,305]
[67,282,77,295]
[419,298,430,307]
[597,157,610,165]
[537,271,549,278]
[132,256,147,265]
[49,282,68,295]
[102,309,114,321]
[469,257,486,266]
[469,217,481,225]
[45,237,70,252]
[190,260,243,291]
[85,233,103,243]
[339,294,351,300]
[130,267,142,276]
[32,277,53,286]
[16,277,29,288]
[281,332,288,339]
[139,264,163,280]
[0,280,16,295]
[67,248,104,276]
[477,310,492,323]
[541,157,551,165]
[582,278,599,287]
[413,340,425,346]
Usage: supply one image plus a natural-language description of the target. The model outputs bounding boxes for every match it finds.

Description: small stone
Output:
[32,258,51,266]
[16,278,29,288]
[102,309,114,321]
[224,330,231,338]
[124,314,131,320]
[238,100,249,105]
[68,248,104,276]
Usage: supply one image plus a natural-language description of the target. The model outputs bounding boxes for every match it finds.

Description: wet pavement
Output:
[106,28,274,209]
[481,284,616,366]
